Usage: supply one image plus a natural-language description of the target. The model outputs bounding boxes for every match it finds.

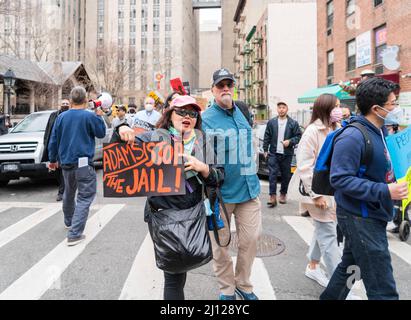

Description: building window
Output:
[374,0,383,7]
[327,1,334,35]
[130,9,136,19]
[346,0,355,16]
[327,50,334,84]
[374,25,387,74]
[347,39,356,71]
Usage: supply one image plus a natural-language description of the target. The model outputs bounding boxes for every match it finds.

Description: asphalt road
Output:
[0,171,410,300]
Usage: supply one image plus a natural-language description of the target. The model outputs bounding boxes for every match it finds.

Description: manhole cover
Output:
[229,232,285,257]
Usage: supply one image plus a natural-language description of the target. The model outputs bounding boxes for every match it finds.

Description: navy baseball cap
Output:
[212,68,236,87]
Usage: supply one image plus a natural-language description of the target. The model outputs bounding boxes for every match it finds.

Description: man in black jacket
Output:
[263,102,302,207]
[42,99,70,201]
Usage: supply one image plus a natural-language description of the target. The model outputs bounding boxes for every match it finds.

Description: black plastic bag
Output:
[148,201,212,274]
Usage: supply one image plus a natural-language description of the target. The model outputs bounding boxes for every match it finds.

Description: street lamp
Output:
[3,69,16,116]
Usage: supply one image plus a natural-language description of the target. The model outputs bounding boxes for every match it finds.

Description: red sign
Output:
[103,142,186,198]
[170,78,187,95]
[351,72,400,86]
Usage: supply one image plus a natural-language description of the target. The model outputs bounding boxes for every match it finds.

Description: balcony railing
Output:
[244,64,252,71]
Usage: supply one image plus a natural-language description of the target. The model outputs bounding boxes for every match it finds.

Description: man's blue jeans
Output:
[62,165,97,239]
[268,153,292,196]
[320,207,398,300]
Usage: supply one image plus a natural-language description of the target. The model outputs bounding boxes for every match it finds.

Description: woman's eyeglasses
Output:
[174,108,199,119]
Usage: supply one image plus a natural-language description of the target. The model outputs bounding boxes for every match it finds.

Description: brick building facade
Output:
[317,0,411,92]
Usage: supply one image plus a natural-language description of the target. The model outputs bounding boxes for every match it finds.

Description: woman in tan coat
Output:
[288,94,343,287]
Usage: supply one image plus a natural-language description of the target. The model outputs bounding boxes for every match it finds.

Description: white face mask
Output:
[145,104,154,112]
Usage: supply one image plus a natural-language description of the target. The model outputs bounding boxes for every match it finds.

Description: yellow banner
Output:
[398,166,411,216]
[148,91,164,104]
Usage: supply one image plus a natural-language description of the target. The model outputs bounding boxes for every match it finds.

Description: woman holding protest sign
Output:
[117,95,224,300]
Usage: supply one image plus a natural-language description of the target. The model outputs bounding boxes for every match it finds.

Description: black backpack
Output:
[235,101,253,127]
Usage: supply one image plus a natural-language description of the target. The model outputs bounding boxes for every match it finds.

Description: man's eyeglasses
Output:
[384,101,400,107]
[215,81,235,89]
[174,108,199,119]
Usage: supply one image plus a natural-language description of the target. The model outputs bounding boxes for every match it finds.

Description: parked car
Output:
[0,111,113,187]
[254,120,302,178]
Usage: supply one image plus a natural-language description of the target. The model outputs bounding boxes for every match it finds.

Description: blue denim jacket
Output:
[202,102,261,204]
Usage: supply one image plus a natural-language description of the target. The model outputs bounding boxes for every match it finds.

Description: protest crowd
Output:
[46,67,410,301]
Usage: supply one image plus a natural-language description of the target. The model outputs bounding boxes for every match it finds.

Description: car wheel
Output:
[0,180,10,187]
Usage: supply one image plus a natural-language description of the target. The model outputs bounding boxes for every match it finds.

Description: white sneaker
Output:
[346,291,362,300]
[305,264,329,288]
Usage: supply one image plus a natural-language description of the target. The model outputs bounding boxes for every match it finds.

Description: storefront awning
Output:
[298,82,353,104]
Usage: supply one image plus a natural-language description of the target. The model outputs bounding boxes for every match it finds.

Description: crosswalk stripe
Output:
[259,180,269,187]
[119,233,163,300]
[0,204,62,249]
[0,202,55,208]
[0,202,105,210]
[230,213,276,300]
[283,216,367,299]
[282,216,313,245]
[0,206,11,214]
[387,233,411,265]
[0,204,124,300]
[232,257,277,300]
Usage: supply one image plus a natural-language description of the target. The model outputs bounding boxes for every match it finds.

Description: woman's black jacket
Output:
[133,130,224,222]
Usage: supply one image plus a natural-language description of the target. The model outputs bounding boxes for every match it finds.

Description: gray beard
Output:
[220,96,233,109]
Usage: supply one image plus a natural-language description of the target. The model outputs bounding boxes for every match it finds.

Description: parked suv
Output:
[0,111,113,187]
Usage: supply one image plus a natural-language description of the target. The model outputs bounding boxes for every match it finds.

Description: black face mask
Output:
[60,105,70,112]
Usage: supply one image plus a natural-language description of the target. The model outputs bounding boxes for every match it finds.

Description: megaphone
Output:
[88,92,113,116]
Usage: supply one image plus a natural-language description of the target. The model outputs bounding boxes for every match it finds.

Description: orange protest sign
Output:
[103,142,185,198]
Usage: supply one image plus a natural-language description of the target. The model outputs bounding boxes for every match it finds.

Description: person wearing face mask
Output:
[42,99,71,201]
[321,78,407,300]
[133,97,162,129]
[288,94,357,296]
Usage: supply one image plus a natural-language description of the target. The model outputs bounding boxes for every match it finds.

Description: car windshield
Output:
[11,113,50,133]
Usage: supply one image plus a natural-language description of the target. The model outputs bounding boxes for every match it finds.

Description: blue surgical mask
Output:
[376,106,403,125]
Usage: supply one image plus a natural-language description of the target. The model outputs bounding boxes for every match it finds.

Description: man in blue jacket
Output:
[202,68,261,300]
[321,78,408,300]
[48,86,106,247]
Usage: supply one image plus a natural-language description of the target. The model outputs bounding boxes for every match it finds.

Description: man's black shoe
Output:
[301,211,310,217]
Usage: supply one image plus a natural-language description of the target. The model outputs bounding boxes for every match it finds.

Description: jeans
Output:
[307,220,342,278]
[62,165,97,239]
[268,153,292,196]
[320,208,399,300]
[56,168,65,196]
[164,272,187,300]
